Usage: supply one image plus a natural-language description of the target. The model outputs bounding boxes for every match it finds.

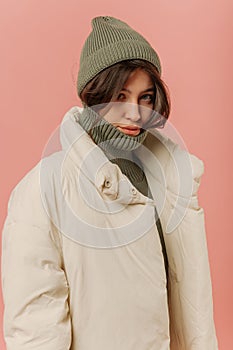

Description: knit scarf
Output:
[77,107,169,280]
[77,107,149,197]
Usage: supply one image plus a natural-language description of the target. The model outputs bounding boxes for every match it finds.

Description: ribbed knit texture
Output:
[77,107,150,197]
[77,16,161,96]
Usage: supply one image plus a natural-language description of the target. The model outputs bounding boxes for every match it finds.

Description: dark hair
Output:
[80,59,171,129]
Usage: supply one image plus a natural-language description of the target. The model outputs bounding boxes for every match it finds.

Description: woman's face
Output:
[99,68,155,136]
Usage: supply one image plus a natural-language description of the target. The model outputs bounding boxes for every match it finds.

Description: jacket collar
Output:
[60,106,155,206]
[59,105,200,232]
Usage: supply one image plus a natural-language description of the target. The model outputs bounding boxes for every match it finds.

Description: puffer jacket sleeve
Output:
[1,163,71,350]
[162,146,218,349]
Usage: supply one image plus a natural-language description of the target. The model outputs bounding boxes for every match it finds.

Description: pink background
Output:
[1,0,232,348]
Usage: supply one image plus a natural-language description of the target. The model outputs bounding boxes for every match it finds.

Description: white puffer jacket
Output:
[2,107,218,349]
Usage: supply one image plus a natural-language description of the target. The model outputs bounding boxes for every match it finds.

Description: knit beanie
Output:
[77,16,161,97]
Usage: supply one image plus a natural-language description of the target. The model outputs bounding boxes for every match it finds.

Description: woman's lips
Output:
[116,125,141,136]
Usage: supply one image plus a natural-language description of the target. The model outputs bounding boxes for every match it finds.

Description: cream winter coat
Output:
[2,106,218,349]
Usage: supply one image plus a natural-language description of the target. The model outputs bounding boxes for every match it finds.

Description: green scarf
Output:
[78,107,149,197]
[78,107,168,280]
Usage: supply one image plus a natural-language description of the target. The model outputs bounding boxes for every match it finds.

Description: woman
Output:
[2,16,218,349]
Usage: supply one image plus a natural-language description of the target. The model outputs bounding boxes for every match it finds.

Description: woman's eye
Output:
[117,93,126,101]
[140,94,154,103]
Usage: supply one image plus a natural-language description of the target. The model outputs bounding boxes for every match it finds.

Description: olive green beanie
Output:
[77,16,161,97]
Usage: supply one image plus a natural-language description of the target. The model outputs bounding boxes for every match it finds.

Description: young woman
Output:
[2,16,218,349]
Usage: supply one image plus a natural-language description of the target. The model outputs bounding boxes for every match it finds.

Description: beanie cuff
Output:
[77,40,161,96]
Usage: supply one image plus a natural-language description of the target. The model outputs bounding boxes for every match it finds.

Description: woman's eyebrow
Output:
[121,87,154,93]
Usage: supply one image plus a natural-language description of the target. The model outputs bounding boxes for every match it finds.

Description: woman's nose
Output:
[123,102,141,122]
